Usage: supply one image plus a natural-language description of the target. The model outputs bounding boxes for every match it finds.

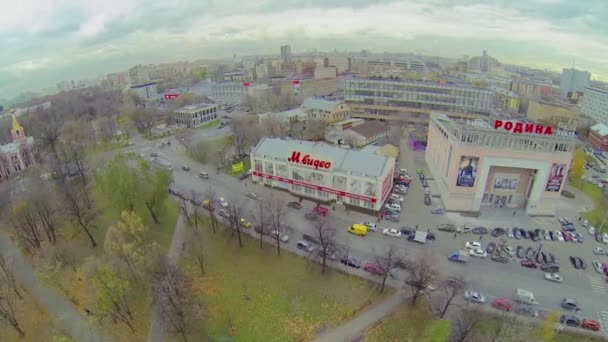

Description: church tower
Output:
[11,114,26,143]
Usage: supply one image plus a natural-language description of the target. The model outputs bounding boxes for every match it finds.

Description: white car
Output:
[544,273,563,283]
[603,233,608,244]
[582,219,589,227]
[593,261,605,274]
[218,197,229,208]
[507,229,514,239]
[362,222,377,232]
[390,194,404,202]
[464,290,486,304]
[469,248,487,258]
[555,230,564,242]
[385,203,401,212]
[465,241,481,250]
[588,226,596,236]
[399,168,408,175]
[505,246,515,257]
[383,228,402,238]
[593,247,605,255]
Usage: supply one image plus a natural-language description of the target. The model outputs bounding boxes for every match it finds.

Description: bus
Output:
[151,157,173,171]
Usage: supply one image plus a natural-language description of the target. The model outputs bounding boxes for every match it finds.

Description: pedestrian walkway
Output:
[588,275,607,294]
[597,311,608,332]
[313,290,407,342]
[0,232,111,342]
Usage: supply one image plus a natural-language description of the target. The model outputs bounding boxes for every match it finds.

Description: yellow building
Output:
[527,97,578,121]
[491,87,520,113]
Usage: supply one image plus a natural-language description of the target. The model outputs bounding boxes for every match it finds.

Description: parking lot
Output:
[124,129,608,335]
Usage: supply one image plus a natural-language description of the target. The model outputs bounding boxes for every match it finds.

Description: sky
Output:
[1,0,608,99]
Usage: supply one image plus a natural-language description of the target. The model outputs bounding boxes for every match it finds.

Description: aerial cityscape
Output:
[1,1,608,341]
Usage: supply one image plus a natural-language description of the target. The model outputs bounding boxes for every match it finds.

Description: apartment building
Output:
[581,86,608,124]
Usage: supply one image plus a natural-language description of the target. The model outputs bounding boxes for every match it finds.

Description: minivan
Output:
[199,172,209,179]
[348,224,368,236]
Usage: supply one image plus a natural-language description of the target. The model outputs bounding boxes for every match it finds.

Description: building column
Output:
[526,166,550,215]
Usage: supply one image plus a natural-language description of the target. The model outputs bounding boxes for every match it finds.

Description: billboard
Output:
[546,163,566,192]
[493,174,519,190]
[456,156,479,187]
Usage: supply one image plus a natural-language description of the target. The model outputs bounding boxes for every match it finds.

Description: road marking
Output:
[597,311,608,332]
[588,275,607,294]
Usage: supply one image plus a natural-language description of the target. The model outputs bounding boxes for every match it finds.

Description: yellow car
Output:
[239,218,252,228]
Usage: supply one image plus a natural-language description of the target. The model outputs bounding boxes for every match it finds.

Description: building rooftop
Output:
[257,108,307,121]
[175,103,218,113]
[532,96,576,109]
[590,123,608,137]
[347,76,492,92]
[252,137,392,178]
[489,86,519,98]
[302,98,343,112]
[347,121,388,139]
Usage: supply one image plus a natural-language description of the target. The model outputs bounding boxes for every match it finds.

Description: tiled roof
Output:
[252,137,392,178]
[346,121,388,139]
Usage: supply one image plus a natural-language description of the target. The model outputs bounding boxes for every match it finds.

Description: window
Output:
[363,200,374,209]
[508,195,512,204]
[349,198,360,206]
[305,186,315,194]
[293,185,302,192]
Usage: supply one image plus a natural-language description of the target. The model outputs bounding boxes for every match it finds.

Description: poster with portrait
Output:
[456,156,479,187]
[546,163,566,192]
[493,174,519,191]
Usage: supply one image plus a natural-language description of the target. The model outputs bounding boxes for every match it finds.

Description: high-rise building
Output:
[581,86,608,124]
[560,68,590,97]
[129,66,149,85]
[128,65,157,101]
[280,45,291,63]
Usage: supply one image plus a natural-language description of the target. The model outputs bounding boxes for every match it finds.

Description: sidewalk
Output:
[313,290,408,342]
[0,232,112,342]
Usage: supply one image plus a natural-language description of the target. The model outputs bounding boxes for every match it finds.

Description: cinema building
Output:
[250,137,395,211]
[426,113,576,216]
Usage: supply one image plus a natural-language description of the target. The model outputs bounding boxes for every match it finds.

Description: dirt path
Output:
[0,232,112,342]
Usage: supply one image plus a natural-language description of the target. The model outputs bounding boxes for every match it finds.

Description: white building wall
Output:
[581,87,608,124]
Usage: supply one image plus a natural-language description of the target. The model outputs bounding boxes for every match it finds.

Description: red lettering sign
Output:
[164,94,180,100]
[293,80,300,85]
[493,120,553,136]
[287,151,332,170]
[243,82,250,87]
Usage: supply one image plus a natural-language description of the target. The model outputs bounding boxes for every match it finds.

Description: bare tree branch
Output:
[312,218,338,274]
[437,275,466,318]
[403,253,438,304]
[374,245,405,293]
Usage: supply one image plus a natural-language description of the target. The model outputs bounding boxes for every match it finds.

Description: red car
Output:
[312,206,329,217]
[562,231,571,241]
[520,260,538,269]
[582,319,601,332]
[492,298,512,312]
[363,263,385,276]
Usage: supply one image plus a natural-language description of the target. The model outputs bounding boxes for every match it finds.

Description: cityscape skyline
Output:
[1,0,608,98]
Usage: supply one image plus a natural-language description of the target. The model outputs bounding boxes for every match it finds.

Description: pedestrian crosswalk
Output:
[597,311,608,332]
[588,275,607,294]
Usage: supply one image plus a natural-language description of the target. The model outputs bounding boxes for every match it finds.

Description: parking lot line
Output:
[588,275,607,294]
[597,311,608,331]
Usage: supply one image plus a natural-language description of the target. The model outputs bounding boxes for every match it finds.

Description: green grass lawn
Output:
[184,218,390,342]
[197,119,220,129]
[571,180,607,229]
[364,300,438,342]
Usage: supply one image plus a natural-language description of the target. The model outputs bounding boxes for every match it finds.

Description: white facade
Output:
[581,86,608,124]
[251,138,395,211]
[130,83,158,101]
[314,67,337,80]
[560,68,591,96]
[328,56,350,73]
[210,82,245,104]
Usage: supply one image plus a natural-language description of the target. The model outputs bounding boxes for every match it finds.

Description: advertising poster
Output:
[493,174,519,190]
[546,163,566,192]
[456,156,479,187]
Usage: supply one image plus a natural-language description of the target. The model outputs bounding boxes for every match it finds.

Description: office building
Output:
[280,45,292,64]
[129,65,157,100]
[250,137,395,211]
[344,77,494,120]
[211,82,246,104]
[172,104,219,128]
[581,86,608,124]
[510,79,552,97]
[426,113,576,216]
[560,68,591,97]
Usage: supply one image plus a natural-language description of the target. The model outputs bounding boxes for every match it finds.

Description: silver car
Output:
[464,290,486,304]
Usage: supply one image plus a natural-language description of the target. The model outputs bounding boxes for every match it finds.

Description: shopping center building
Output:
[425,113,577,216]
[250,137,395,211]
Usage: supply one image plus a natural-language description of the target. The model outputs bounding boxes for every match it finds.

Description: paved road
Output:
[0,232,112,342]
[124,132,608,336]
[147,212,188,342]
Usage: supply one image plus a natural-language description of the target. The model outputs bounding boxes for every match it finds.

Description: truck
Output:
[448,250,470,263]
[515,288,538,305]
[413,231,427,243]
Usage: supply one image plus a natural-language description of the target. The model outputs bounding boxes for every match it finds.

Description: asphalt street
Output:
[124,130,608,336]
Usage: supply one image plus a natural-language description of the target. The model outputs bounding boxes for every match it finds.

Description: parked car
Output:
[218,197,229,208]
[245,192,257,199]
[390,194,404,202]
[218,209,230,218]
[514,228,522,240]
[492,298,512,312]
[383,228,402,238]
[363,262,385,276]
[464,290,486,304]
[384,215,400,222]
[422,179,428,187]
[239,218,252,228]
[561,298,581,311]
[516,246,525,259]
[431,207,445,215]
[544,273,563,283]
[491,227,505,237]
[560,314,582,328]
[465,241,481,249]
[269,230,289,242]
[385,203,401,212]
[581,319,601,332]
[541,263,560,273]
[486,243,496,255]
[520,260,538,269]
[491,255,509,263]
[437,224,456,232]
[400,227,415,237]
[424,194,431,205]
[469,248,487,258]
[593,261,606,274]
[570,256,583,269]
[296,240,314,252]
[362,222,377,232]
[340,256,361,269]
[472,227,488,235]
[525,247,535,260]
[593,247,606,255]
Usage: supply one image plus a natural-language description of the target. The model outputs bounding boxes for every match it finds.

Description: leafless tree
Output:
[10,200,43,252]
[191,233,205,275]
[205,186,218,234]
[31,107,64,156]
[0,253,22,300]
[260,114,289,137]
[180,197,192,226]
[451,306,484,342]
[231,115,251,156]
[94,115,119,141]
[60,182,98,248]
[0,282,25,337]
[312,219,338,274]
[51,240,88,273]
[30,185,59,244]
[374,245,405,293]
[251,196,270,249]
[190,190,201,232]
[267,198,288,256]
[226,201,246,248]
[437,275,466,318]
[403,253,439,304]
[303,119,327,141]
[150,254,200,342]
